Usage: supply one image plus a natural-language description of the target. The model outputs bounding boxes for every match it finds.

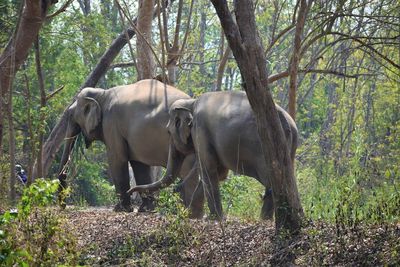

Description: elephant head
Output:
[58,88,105,202]
[127,98,197,195]
[167,99,196,155]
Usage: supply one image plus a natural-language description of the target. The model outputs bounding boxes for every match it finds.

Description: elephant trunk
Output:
[58,114,80,207]
[128,140,184,195]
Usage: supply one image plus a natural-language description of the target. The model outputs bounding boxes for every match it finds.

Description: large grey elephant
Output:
[58,79,204,215]
[129,91,298,219]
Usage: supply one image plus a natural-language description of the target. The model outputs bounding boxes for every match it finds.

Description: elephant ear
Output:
[175,108,193,145]
[83,97,101,134]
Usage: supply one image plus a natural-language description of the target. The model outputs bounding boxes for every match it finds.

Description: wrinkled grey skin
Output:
[58,79,204,215]
[129,91,298,220]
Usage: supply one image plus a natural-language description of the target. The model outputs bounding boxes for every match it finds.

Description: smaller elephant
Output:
[128,91,298,220]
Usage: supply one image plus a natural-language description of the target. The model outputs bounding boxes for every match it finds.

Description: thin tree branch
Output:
[268,69,375,83]
[46,85,65,101]
[46,0,74,19]
[109,62,136,69]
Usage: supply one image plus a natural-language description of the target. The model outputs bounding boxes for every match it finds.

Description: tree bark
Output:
[136,0,155,80]
[199,4,207,78]
[211,0,304,232]
[7,78,16,203]
[34,37,47,179]
[165,0,184,85]
[288,0,310,121]
[0,0,56,157]
[214,45,231,91]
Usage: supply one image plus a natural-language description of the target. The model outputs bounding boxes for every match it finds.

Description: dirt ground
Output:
[64,207,400,266]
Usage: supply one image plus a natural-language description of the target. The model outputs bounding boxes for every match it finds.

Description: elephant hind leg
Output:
[261,188,274,220]
[255,162,274,220]
[130,161,156,212]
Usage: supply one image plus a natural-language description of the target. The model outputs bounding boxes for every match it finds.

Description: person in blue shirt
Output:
[15,164,27,184]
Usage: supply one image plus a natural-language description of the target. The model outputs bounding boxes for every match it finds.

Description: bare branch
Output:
[109,62,136,69]
[46,0,74,19]
[268,69,376,83]
[46,85,65,101]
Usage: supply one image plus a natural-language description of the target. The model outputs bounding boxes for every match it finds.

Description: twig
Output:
[46,85,65,101]
[268,69,375,83]
[109,62,136,69]
[46,0,74,19]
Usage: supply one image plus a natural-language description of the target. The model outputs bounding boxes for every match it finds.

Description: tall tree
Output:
[136,0,156,80]
[210,0,304,232]
[288,0,311,120]
[0,0,56,156]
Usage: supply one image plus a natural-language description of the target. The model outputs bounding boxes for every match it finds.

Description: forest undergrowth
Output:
[1,173,399,266]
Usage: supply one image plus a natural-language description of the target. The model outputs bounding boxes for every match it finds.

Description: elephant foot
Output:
[261,189,274,220]
[188,202,205,219]
[261,209,274,220]
[114,202,134,212]
[138,196,156,212]
[206,212,225,221]
[189,209,204,219]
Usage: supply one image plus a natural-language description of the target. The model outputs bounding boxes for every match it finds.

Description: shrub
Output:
[0,179,79,266]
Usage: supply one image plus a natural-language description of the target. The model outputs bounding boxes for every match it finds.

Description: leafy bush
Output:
[105,190,196,265]
[297,164,400,226]
[65,135,116,207]
[155,190,194,258]
[0,179,79,266]
[70,160,116,206]
[220,174,264,221]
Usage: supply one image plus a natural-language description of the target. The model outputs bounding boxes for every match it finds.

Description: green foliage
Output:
[66,136,116,207]
[70,160,116,206]
[155,190,194,258]
[0,160,10,211]
[103,190,196,265]
[0,179,79,266]
[298,162,400,226]
[220,174,264,221]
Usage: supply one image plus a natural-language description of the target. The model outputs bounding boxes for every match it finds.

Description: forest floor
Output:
[65,206,400,266]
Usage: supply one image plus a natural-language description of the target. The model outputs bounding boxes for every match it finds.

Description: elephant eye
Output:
[175,117,181,128]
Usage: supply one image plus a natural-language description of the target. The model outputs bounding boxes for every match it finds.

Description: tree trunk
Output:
[319,82,338,159]
[288,0,310,121]
[214,45,231,91]
[7,82,16,203]
[165,0,184,85]
[137,0,156,80]
[0,0,56,157]
[23,69,35,185]
[199,5,207,78]
[211,0,304,232]
[34,37,46,179]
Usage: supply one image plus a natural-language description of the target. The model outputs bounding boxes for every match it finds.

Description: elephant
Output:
[128,90,298,220]
[58,79,204,215]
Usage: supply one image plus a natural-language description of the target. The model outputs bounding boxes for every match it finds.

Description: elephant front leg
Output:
[130,161,156,212]
[108,158,132,212]
[177,156,205,219]
[202,169,224,220]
